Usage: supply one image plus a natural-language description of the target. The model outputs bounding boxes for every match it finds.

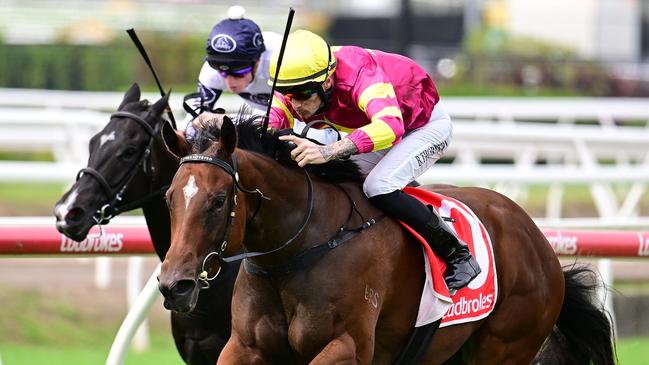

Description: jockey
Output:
[268,30,481,292]
[183,6,281,139]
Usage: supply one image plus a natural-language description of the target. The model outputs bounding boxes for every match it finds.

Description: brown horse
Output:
[53,84,239,365]
[158,114,616,364]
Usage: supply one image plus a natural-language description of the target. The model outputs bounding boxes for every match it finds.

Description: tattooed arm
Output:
[318,138,358,162]
[278,135,359,167]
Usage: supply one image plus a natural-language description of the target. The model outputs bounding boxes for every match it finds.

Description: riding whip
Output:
[126,28,177,129]
[260,7,295,139]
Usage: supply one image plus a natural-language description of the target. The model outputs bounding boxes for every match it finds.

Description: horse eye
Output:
[212,193,227,209]
[121,146,138,159]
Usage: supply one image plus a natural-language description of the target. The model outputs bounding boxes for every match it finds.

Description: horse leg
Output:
[309,332,367,365]
[217,335,270,365]
[458,291,561,365]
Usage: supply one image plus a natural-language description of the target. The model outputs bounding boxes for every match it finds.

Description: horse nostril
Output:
[66,207,86,222]
[172,280,197,297]
[159,283,171,298]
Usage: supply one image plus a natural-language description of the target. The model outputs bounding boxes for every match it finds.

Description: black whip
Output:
[260,7,295,139]
[126,28,177,129]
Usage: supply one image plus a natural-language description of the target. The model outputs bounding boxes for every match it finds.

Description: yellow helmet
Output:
[269,30,336,87]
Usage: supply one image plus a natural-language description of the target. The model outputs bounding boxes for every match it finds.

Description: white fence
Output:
[2,88,647,222]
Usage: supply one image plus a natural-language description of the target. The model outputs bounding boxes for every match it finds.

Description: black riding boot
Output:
[370,190,481,292]
[419,207,481,292]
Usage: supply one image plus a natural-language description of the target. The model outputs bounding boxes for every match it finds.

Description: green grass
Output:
[0,332,184,365]
[0,183,144,216]
[617,337,649,364]
[0,183,67,215]
[437,82,582,97]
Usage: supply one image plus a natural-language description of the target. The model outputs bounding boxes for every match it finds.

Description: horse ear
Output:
[219,116,237,156]
[148,93,170,120]
[118,83,141,110]
[161,120,189,159]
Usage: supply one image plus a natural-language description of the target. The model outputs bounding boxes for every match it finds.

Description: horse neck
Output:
[139,134,177,261]
[141,198,171,261]
[236,150,363,265]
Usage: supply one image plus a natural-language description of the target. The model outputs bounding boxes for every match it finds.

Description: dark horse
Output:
[53,83,239,365]
[158,114,616,364]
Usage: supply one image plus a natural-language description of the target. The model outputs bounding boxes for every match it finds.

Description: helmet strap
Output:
[314,78,333,115]
[313,43,334,115]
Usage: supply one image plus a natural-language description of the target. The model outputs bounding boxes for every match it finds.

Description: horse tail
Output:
[535,265,617,365]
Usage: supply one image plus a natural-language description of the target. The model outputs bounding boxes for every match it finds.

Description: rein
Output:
[76,111,169,224]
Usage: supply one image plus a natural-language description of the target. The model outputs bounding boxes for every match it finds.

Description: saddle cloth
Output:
[401,187,498,328]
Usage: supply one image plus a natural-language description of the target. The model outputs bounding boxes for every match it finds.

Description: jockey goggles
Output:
[276,83,321,101]
[208,61,254,78]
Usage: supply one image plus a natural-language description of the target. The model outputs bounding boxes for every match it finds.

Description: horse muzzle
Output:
[158,278,200,313]
[54,205,94,242]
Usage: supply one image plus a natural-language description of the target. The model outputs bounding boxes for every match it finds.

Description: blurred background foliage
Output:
[0,32,205,92]
[0,31,624,96]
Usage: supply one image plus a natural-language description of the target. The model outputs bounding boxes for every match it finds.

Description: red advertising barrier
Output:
[1,225,648,257]
[0,226,154,255]
[543,229,649,258]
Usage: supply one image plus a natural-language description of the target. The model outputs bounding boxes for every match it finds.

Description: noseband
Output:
[76,111,168,224]
[179,153,312,289]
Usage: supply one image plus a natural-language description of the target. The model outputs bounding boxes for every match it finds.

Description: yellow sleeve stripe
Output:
[357,83,396,112]
[361,119,397,151]
[272,95,294,127]
[371,106,402,121]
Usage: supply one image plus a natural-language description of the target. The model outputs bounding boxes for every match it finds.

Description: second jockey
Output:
[183,6,280,140]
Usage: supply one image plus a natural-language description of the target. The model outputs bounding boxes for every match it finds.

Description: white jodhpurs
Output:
[352,101,452,198]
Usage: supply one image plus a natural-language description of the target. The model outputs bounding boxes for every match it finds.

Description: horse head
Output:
[158,115,248,313]
[54,83,177,242]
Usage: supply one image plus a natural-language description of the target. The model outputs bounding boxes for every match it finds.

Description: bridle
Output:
[178,153,310,289]
[76,111,169,224]
[179,151,384,287]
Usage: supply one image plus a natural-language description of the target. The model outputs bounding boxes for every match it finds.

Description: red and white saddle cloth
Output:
[401,187,498,328]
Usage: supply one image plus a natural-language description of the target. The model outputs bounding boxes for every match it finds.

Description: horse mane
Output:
[192,106,364,184]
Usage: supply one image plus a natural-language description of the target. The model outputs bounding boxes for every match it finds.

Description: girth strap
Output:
[393,319,442,365]
[243,215,384,277]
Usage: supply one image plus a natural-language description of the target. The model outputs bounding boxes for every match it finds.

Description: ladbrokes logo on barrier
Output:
[60,233,124,253]
[546,232,578,255]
